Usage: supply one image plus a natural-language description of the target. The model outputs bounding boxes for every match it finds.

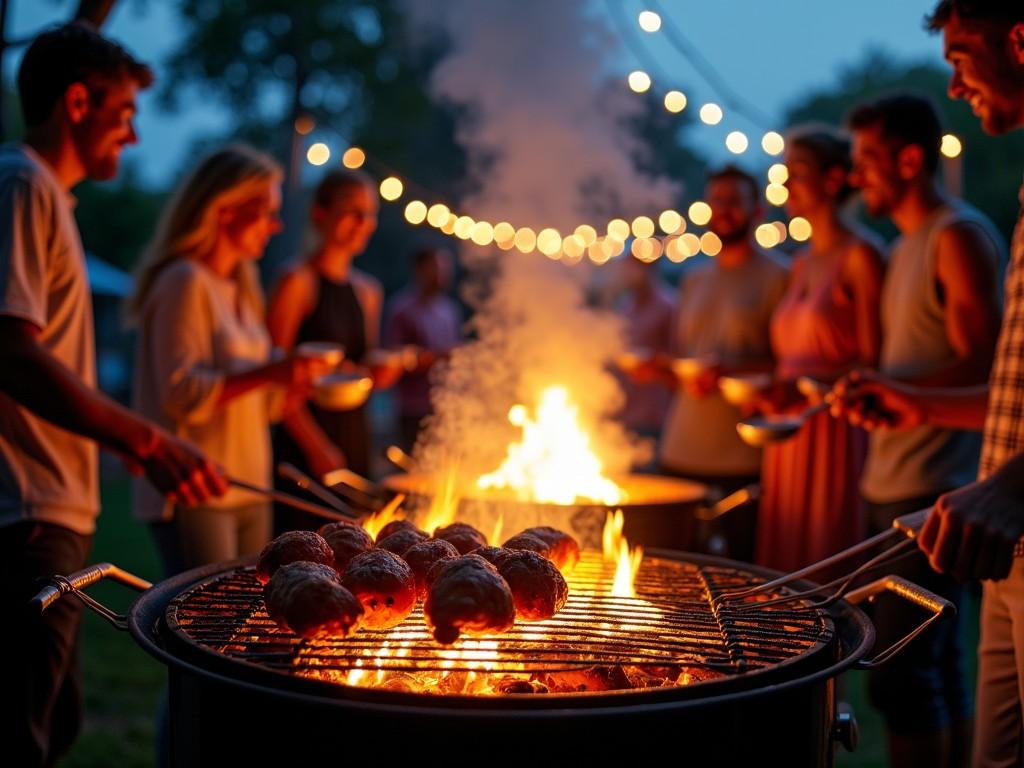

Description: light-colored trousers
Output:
[150,502,271,577]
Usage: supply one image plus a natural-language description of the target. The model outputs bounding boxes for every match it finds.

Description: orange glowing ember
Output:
[603,510,643,598]
[476,386,624,505]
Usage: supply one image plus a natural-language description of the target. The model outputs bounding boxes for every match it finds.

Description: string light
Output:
[631,237,663,262]
[700,231,723,256]
[628,70,652,93]
[427,203,450,228]
[404,200,427,225]
[588,240,611,265]
[767,163,789,185]
[631,215,655,239]
[638,10,662,32]
[658,209,684,234]
[453,215,475,240]
[379,176,403,201]
[699,103,723,125]
[665,237,687,263]
[941,133,963,159]
[441,213,458,235]
[574,224,598,246]
[688,201,712,226]
[471,220,495,246]
[765,183,789,206]
[515,227,537,253]
[755,223,781,248]
[306,142,330,166]
[680,232,701,257]
[725,131,749,154]
[342,147,365,169]
[771,220,788,244]
[537,228,563,257]
[562,234,586,260]
[607,218,631,240]
[664,90,687,113]
[762,131,785,156]
[789,217,812,241]
[294,115,315,135]
[494,222,516,244]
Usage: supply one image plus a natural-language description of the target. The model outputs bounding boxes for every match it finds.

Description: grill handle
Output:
[29,563,151,630]
[847,575,956,669]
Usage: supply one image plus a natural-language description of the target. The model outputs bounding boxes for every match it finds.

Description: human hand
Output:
[683,363,721,399]
[829,369,925,430]
[131,426,227,506]
[919,474,1024,581]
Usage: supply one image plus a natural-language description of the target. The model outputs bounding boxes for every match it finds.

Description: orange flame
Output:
[420,463,460,534]
[477,386,623,505]
[602,510,643,598]
[361,494,406,540]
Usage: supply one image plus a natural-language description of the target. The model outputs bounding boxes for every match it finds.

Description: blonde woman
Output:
[128,144,327,575]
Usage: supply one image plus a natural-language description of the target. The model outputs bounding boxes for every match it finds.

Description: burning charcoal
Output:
[256,530,335,584]
[341,549,417,629]
[377,527,429,557]
[424,554,515,644]
[376,519,427,544]
[264,562,363,639]
[402,538,460,599]
[318,522,374,576]
[517,526,580,573]
[495,549,569,621]
[433,522,488,554]
[536,666,633,693]
[495,677,548,695]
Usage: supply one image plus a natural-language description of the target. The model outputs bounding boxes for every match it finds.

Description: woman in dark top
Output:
[268,169,396,532]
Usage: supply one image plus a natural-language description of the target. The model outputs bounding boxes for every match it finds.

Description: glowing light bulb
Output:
[427,203,450,228]
[766,183,789,206]
[665,237,685,263]
[659,209,683,234]
[514,227,537,253]
[294,115,315,135]
[772,220,788,243]
[306,142,330,166]
[941,133,963,159]
[404,200,427,225]
[699,103,723,125]
[453,216,475,240]
[725,131,749,154]
[680,233,701,257]
[574,224,597,246]
[631,237,663,262]
[638,10,662,32]
[755,223,781,248]
[664,90,687,113]
[688,201,712,226]
[588,240,611,265]
[342,147,365,169]
[562,234,586,261]
[471,220,495,246]
[628,70,652,93]
[767,163,789,185]
[607,218,631,241]
[494,222,516,243]
[762,131,785,156]
[631,215,655,239]
[379,176,403,201]
[537,228,563,257]
[789,216,812,242]
[441,213,458,235]
[700,231,723,256]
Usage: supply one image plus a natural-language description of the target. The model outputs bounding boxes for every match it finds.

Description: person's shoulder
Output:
[154,259,206,293]
[936,202,1003,260]
[386,287,416,316]
[272,261,317,297]
[351,268,384,303]
[0,145,57,199]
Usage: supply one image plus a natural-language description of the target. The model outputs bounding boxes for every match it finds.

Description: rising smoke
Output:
[403,0,680,482]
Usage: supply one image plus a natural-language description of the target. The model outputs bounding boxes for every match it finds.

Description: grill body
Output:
[126,551,874,767]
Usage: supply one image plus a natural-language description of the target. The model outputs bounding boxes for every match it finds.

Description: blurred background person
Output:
[613,256,675,457]
[653,165,789,559]
[755,125,884,575]
[128,144,327,576]
[384,246,462,453]
[268,169,399,532]
[846,93,1004,768]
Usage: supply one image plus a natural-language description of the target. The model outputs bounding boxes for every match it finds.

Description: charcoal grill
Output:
[33,536,950,767]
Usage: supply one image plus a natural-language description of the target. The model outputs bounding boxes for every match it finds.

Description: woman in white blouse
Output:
[128,144,327,575]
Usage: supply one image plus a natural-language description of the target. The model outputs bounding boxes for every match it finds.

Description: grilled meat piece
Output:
[402,538,460,599]
[264,562,363,639]
[495,549,568,621]
[317,522,374,575]
[471,546,512,568]
[376,519,428,543]
[501,532,551,558]
[434,522,488,554]
[256,530,335,584]
[340,549,417,628]
[424,554,515,644]
[518,526,580,573]
[376,527,429,557]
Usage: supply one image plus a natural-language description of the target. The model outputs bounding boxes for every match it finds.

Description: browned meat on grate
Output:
[501,532,551,559]
[424,554,515,644]
[318,522,374,576]
[517,527,580,573]
[433,522,488,554]
[402,538,460,599]
[471,546,512,568]
[376,519,428,544]
[495,549,568,621]
[256,530,335,584]
[340,549,417,628]
[376,527,429,557]
[263,562,363,639]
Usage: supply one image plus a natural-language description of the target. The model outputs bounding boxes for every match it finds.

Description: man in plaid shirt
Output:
[833,3,1024,764]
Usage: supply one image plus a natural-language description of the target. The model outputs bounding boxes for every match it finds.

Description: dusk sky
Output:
[4,1,949,188]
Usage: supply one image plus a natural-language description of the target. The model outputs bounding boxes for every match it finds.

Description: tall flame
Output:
[361,494,406,541]
[420,463,460,534]
[476,386,623,505]
[602,510,643,598]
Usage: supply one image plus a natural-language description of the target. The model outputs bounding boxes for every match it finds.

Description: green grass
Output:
[59,470,981,767]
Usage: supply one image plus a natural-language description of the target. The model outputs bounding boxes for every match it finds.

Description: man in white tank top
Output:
[846,94,1004,768]
[832,5,1024,766]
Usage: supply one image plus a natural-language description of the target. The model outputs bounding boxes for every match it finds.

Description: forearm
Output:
[917,385,990,430]
[282,406,336,460]
[0,344,153,458]
[217,361,282,406]
[900,353,993,388]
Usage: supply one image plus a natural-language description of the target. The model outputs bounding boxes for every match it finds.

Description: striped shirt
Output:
[979,185,1024,554]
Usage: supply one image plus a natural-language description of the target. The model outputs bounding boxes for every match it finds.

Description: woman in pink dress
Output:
[755,125,885,573]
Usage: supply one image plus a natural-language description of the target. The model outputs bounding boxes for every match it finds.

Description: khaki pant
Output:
[975,557,1024,767]
[150,501,271,577]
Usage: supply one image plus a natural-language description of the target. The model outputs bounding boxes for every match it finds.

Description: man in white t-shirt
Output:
[0,24,226,766]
